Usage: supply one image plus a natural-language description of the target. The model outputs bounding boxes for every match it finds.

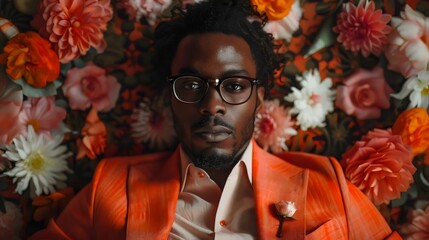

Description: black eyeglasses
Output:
[167,75,260,105]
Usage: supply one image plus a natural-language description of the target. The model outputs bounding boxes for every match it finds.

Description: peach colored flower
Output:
[392,108,429,156]
[0,32,59,88]
[117,0,172,25]
[335,67,393,120]
[254,99,297,153]
[251,0,294,20]
[0,201,23,240]
[31,0,113,63]
[32,187,74,222]
[0,74,22,145]
[385,5,429,78]
[263,0,302,42]
[342,128,416,205]
[333,0,392,57]
[62,62,121,112]
[400,205,429,239]
[275,200,296,218]
[17,97,66,138]
[77,108,107,160]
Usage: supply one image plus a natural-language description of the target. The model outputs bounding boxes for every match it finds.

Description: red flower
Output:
[32,0,113,63]
[0,32,59,88]
[333,0,392,57]
[77,108,107,160]
[341,129,416,205]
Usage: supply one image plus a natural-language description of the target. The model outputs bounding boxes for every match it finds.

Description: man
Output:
[30,0,401,239]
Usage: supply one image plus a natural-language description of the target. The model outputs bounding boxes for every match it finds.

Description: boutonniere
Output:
[274,200,296,238]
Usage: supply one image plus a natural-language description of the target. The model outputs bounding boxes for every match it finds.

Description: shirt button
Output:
[198,172,205,178]
[220,220,227,227]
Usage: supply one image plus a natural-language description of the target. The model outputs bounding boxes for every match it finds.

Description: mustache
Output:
[191,116,234,131]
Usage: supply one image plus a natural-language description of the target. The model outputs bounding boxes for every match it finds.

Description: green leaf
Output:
[14,78,62,97]
[303,14,336,57]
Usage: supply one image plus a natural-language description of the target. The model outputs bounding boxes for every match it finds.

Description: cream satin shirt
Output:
[169,142,257,240]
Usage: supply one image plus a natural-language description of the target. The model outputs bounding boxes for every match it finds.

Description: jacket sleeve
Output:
[328,157,402,240]
[28,160,107,240]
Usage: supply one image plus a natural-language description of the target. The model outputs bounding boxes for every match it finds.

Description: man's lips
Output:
[193,125,232,143]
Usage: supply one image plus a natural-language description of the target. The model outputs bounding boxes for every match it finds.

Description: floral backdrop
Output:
[0,0,428,238]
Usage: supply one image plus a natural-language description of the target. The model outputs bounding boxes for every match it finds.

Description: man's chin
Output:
[191,152,237,170]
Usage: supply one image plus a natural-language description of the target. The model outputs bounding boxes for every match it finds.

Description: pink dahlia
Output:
[341,128,416,205]
[385,5,429,78]
[400,205,429,239]
[17,97,67,138]
[333,0,392,57]
[130,97,177,150]
[254,99,297,153]
[31,0,113,63]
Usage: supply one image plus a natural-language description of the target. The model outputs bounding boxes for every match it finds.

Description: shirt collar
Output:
[179,141,253,192]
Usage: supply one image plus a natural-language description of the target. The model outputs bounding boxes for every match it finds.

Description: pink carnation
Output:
[341,128,416,205]
[0,74,23,145]
[254,99,297,154]
[31,0,113,63]
[17,97,67,137]
[335,67,393,120]
[117,0,172,25]
[400,205,429,239]
[333,0,392,57]
[62,62,121,112]
[385,5,429,78]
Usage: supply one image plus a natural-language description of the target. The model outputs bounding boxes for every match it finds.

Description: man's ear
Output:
[256,86,265,112]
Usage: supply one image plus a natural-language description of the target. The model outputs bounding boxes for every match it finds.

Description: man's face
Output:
[170,32,264,170]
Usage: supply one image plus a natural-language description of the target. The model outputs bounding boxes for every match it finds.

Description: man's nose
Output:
[199,86,226,116]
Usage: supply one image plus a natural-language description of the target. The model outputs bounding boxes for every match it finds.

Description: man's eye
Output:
[182,81,202,90]
[223,81,247,92]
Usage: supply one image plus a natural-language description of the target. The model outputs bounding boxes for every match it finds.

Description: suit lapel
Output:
[126,149,181,239]
[253,142,309,239]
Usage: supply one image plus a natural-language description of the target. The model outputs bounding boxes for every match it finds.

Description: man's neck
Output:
[205,166,235,190]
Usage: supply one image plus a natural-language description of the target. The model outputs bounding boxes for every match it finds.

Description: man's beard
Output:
[181,115,255,170]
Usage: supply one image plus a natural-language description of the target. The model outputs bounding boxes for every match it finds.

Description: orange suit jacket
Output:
[30,141,401,239]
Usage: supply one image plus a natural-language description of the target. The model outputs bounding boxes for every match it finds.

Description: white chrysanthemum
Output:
[131,98,177,150]
[2,125,72,197]
[284,69,336,130]
[391,71,429,110]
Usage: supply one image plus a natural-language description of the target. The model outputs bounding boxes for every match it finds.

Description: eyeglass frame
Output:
[167,74,260,105]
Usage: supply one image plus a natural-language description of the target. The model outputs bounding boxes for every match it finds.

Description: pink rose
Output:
[342,128,416,205]
[62,63,121,112]
[0,74,23,145]
[385,5,429,78]
[335,67,393,120]
[275,200,296,218]
[400,205,429,239]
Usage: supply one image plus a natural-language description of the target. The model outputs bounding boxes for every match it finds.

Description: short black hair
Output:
[151,0,283,98]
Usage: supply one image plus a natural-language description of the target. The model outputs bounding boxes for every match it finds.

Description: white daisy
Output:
[391,71,429,110]
[131,97,177,150]
[2,125,72,197]
[284,69,336,130]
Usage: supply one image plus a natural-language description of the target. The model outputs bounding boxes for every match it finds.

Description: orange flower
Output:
[0,32,59,88]
[77,108,107,160]
[251,0,294,20]
[32,188,74,222]
[392,108,429,156]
